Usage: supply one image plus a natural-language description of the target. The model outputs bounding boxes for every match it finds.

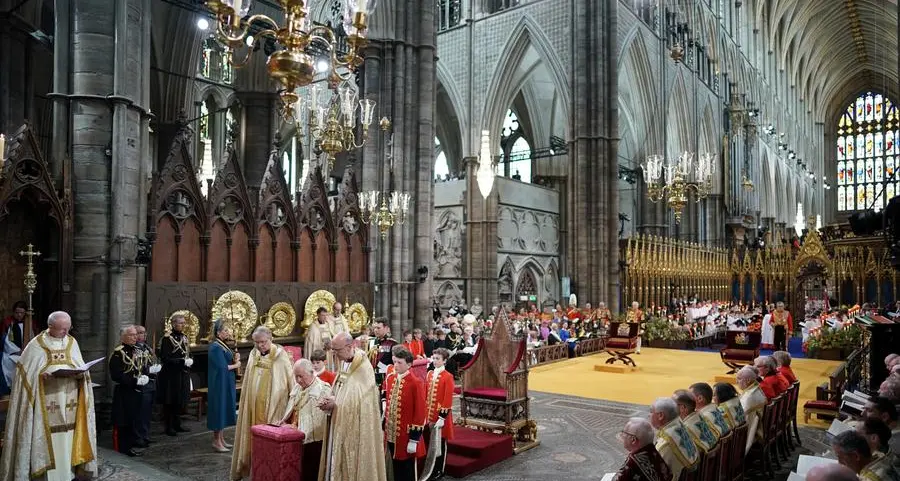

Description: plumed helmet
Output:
[569,293,577,306]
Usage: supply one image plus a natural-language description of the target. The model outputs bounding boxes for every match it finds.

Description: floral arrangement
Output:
[805,323,861,356]
[643,317,690,343]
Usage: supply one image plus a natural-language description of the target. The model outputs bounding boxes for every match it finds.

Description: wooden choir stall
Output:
[145,117,373,399]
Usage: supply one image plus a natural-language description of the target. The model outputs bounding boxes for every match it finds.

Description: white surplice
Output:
[761,313,774,346]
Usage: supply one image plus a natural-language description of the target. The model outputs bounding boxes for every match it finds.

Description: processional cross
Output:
[19,243,41,341]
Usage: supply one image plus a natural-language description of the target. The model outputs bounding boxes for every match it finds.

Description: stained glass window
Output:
[836,91,898,212]
[221,50,234,84]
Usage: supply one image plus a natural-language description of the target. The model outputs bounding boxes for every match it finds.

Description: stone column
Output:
[464,157,499,314]
[362,0,436,333]
[63,0,152,377]
[566,0,619,311]
[236,92,278,187]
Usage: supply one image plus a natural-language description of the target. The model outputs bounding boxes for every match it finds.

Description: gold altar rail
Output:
[621,235,731,308]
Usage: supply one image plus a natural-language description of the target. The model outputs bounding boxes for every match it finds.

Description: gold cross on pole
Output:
[19,243,41,342]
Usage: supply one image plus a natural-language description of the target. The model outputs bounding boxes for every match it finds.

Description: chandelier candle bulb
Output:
[0,134,5,166]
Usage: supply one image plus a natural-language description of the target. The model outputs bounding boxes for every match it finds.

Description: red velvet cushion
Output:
[251,424,306,442]
[606,338,636,349]
[464,388,507,401]
[803,400,838,410]
[721,349,757,361]
[283,346,303,362]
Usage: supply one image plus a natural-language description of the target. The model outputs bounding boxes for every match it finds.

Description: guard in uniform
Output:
[371,319,398,386]
[134,325,160,446]
[383,346,427,481]
[110,325,151,456]
[157,315,193,436]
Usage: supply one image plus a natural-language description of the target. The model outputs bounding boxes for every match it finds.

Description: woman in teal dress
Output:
[208,320,240,452]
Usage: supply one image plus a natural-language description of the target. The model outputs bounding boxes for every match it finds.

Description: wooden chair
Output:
[699,442,721,481]
[729,422,749,481]
[716,430,733,481]
[747,396,780,478]
[603,322,639,366]
[459,309,538,453]
[803,363,846,422]
[679,460,701,481]
[774,393,791,462]
[719,331,761,374]
[788,381,802,446]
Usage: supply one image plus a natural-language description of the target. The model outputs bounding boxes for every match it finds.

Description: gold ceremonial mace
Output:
[19,244,41,343]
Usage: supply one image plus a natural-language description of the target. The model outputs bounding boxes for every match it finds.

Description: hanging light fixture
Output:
[205,0,375,114]
[643,152,715,223]
[476,130,495,199]
[360,120,411,239]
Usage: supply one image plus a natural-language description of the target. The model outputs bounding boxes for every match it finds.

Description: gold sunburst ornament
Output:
[265,302,297,337]
[166,310,201,346]
[346,302,369,334]
[303,290,336,332]
[211,290,258,341]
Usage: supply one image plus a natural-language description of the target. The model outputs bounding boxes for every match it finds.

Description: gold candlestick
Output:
[19,243,40,342]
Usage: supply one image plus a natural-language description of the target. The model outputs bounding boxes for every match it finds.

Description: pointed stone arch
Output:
[618,29,659,158]
[666,72,692,160]
[436,62,465,177]
[480,15,571,153]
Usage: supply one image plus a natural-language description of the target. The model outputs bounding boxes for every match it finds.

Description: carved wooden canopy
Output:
[0,123,69,227]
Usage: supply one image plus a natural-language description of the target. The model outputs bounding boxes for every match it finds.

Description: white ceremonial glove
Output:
[184,358,194,368]
[149,364,162,374]
[435,418,445,429]
[406,441,418,454]
[136,375,149,386]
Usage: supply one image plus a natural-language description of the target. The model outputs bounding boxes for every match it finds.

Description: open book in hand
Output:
[51,357,105,377]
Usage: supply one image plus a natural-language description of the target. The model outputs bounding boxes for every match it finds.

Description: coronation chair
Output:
[720,330,761,374]
[459,309,539,453]
[603,322,640,367]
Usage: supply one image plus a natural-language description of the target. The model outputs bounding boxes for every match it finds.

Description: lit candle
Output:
[0,134,5,167]
[356,0,366,13]
[233,0,242,15]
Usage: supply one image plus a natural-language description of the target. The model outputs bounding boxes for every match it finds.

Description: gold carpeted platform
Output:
[529,347,841,425]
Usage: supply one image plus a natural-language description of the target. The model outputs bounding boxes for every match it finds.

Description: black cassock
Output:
[110,343,148,453]
[156,331,191,434]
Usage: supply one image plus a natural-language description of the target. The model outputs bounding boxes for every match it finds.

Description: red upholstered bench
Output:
[251,424,305,481]
[802,399,839,422]
[463,388,508,402]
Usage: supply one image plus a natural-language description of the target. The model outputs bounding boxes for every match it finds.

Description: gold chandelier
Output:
[205,0,374,112]
[360,121,411,239]
[291,83,378,168]
[642,152,714,223]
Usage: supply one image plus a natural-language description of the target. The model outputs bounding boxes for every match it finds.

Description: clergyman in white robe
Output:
[0,323,98,481]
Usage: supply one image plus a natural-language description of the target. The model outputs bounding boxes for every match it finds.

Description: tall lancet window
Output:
[499,110,532,183]
[434,136,449,181]
[836,91,899,212]
[198,99,217,197]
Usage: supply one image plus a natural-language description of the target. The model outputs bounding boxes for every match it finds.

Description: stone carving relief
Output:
[498,259,514,297]
[433,280,464,311]
[543,263,560,304]
[433,209,463,278]
[470,297,483,318]
[497,207,560,254]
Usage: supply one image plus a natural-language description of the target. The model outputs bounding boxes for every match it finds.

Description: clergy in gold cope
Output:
[230,326,293,481]
[317,332,387,481]
[0,311,98,481]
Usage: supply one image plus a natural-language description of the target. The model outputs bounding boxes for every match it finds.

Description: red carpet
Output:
[445,426,514,478]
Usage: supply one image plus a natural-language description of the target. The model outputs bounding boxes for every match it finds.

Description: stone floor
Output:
[97,391,832,480]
